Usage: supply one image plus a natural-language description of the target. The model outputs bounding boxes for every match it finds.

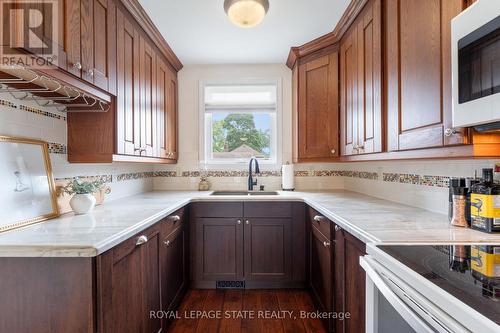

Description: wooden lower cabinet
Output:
[97,223,162,333]
[244,218,292,282]
[191,202,306,288]
[97,209,187,333]
[308,207,367,333]
[310,224,334,331]
[160,209,188,328]
[335,226,367,333]
[194,217,244,282]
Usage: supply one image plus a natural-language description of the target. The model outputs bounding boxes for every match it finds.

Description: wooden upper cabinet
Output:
[294,51,339,162]
[116,7,140,156]
[385,0,466,151]
[139,36,157,157]
[156,58,178,160]
[65,0,116,93]
[340,0,382,156]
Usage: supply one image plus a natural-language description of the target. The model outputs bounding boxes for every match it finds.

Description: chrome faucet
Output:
[248,157,260,191]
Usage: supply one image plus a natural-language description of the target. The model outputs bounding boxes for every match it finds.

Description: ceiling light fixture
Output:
[224,0,270,28]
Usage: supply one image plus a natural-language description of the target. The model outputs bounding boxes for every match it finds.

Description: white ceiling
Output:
[138,0,350,65]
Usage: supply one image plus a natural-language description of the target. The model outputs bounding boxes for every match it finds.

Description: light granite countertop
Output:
[0,190,499,257]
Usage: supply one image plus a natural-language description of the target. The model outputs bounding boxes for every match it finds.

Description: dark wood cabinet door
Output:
[195,218,244,281]
[156,57,178,160]
[341,0,382,156]
[297,52,339,161]
[309,225,333,314]
[385,0,466,151]
[97,225,162,333]
[99,237,145,333]
[161,225,187,313]
[64,0,82,77]
[139,36,157,157]
[90,0,116,93]
[335,227,367,333]
[340,28,358,156]
[244,218,292,281]
[142,226,162,333]
[356,0,382,154]
[166,69,178,160]
[116,7,140,156]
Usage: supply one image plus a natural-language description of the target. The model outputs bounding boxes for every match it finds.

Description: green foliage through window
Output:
[212,113,271,158]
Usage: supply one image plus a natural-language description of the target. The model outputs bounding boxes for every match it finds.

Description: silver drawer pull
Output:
[136,235,148,246]
[171,215,180,222]
[236,219,242,225]
[313,215,323,222]
[164,240,170,246]
[335,225,341,232]
[323,241,331,247]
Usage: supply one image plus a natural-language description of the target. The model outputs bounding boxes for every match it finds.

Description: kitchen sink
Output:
[210,191,279,196]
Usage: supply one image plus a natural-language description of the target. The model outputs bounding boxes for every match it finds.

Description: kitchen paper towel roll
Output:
[282,163,295,191]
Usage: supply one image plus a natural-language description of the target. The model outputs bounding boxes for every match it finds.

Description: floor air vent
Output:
[216,281,245,289]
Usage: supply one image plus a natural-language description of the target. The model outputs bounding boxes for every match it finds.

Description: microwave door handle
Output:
[361,257,437,333]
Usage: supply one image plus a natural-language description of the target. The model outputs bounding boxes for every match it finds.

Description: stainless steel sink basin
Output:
[210,191,279,196]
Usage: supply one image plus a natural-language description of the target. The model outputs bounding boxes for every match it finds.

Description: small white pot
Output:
[70,193,96,215]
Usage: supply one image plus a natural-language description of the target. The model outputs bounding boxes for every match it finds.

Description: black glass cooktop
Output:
[378,245,500,325]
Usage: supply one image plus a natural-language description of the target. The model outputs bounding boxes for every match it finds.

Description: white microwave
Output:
[452,0,500,130]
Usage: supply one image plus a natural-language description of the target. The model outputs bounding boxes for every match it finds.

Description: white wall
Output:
[179,63,294,169]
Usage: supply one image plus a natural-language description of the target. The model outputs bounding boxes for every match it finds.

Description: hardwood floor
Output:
[167,289,326,333]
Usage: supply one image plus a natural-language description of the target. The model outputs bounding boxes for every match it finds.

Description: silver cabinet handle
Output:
[313,215,323,222]
[86,69,94,77]
[245,220,250,225]
[236,219,242,225]
[72,62,82,70]
[444,128,459,137]
[136,235,148,246]
[330,149,336,155]
[171,215,180,222]
[164,240,170,246]
[323,241,331,247]
[335,225,341,232]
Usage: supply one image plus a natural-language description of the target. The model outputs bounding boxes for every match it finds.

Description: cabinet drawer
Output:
[308,207,332,240]
[112,223,160,264]
[191,202,243,217]
[244,202,292,218]
[163,208,186,236]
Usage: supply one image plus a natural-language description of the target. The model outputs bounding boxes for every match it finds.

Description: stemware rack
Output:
[0,66,110,113]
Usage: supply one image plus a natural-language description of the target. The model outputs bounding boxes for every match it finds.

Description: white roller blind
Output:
[204,84,277,109]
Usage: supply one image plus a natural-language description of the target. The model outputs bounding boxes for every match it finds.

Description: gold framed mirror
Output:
[0,136,59,232]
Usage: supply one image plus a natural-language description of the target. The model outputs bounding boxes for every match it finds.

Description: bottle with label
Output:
[495,163,500,184]
[470,169,500,233]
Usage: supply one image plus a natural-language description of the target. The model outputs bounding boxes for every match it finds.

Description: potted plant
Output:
[62,178,105,215]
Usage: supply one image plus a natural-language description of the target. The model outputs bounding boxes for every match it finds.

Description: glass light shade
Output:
[224,0,269,28]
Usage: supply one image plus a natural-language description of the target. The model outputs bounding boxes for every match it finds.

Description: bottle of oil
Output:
[470,169,500,233]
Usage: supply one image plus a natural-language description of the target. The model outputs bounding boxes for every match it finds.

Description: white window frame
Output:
[199,78,282,169]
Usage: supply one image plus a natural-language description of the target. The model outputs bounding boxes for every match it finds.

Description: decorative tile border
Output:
[116,171,156,182]
[50,168,452,188]
[55,174,113,184]
[18,105,67,121]
[383,173,450,188]
[0,99,17,108]
[155,169,451,188]
[0,98,67,121]
[48,142,67,154]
